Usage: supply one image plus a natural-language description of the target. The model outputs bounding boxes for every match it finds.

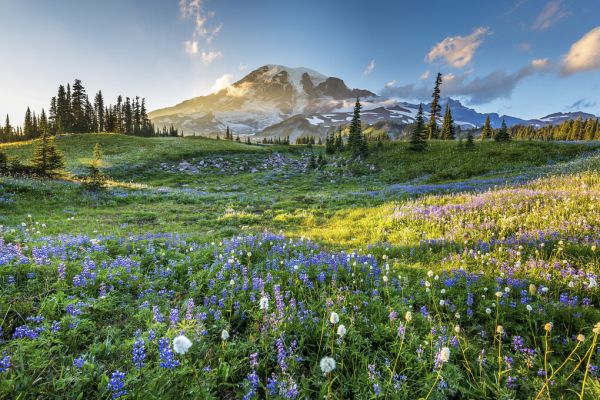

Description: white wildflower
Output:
[439,347,450,363]
[329,312,340,324]
[259,296,269,311]
[221,329,230,341]
[320,357,336,374]
[172,335,193,354]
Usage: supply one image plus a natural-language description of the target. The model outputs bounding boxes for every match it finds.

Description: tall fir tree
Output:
[347,97,367,158]
[23,107,33,138]
[71,79,87,133]
[48,97,58,134]
[409,104,427,151]
[440,103,455,140]
[39,109,48,135]
[427,72,443,139]
[495,119,510,142]
[481,115,492,140]
[94,91,105,132]
[31,130,65,176]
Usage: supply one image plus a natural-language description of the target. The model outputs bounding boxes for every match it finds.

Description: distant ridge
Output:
[149,65,598,138]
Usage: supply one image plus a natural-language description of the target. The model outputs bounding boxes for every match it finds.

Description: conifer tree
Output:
[94,91,105,132]
[31,130,65,176]
[347,97,367,158]
[86,143,106,189]
[440,103,455,140]
[24,107,33,138]
[427,72,443,139]
[39,109,48,135]
[465,131,475,150]
[409,104,427,151]
[48,97,57,134]
[71,79,87,133]
[495,119,510,142]
[481,115,492,140]
[325,130,336,154]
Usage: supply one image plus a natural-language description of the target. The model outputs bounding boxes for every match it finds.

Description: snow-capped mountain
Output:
[149,65,374,136]
[149,64,598,139]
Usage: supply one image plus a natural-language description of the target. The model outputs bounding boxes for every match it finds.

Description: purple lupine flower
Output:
[0,355,11,373]
[57,264,66,280]
[132,338,145,369]
[250,352,259,369]
[186,298,194,320]
[13,325,39,340]
[158,338,179,369]
[99,282,107,298]
[276,337,288,371]
[50,320,60,333]
[73,356,85,369]
[170,308,179,328]
[243,371,259,400]
[107,370,127,399]
[152,305,164,323]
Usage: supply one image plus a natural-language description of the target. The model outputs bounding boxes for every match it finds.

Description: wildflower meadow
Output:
[1,137,599,399]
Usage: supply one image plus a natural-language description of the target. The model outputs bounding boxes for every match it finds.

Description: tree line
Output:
[0,79,179,143]
[508,117,600,141]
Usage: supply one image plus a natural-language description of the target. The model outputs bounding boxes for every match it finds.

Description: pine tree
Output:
[71,79,87,133]
[440,103,455,140]
[427,72,443,139]
[85,143,106,189]
[49,97,58,134]
[31,130,65,176]
[465,131,475,150]
[94,91,105,132]
[116,96,123,134]
[123,97,133,135]
[570,117,583,140]
[347,97,366,158]
[4,115,12,138]
[481,115,492,140]
[409,104,427,151]
[325,130,336,154]
[39,109,48,135]
[495,119,510,142]
[23,107,33,138]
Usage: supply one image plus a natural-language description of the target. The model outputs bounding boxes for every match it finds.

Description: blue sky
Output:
[1,0,600,121]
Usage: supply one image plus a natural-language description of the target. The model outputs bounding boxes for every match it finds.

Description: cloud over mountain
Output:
[381,59,550,104]
[561,26,600,75]
[426,27,490,68]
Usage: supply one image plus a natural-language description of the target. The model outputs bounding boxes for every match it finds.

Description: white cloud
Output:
[239,63,248,71]
[420,70,430,80]
[426,27,490,68]
[381,58,550,104]
[363,59,376,75]
[202,50,222,65]
[561,26,600,75]
[385,80,397,88]
[532,1,570,31]
[180,0,223,60]
[184,40,199,55]
[211,73,234,93]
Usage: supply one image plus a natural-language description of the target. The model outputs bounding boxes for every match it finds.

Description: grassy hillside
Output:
[2,134,600,399]
[1,133,598,240]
